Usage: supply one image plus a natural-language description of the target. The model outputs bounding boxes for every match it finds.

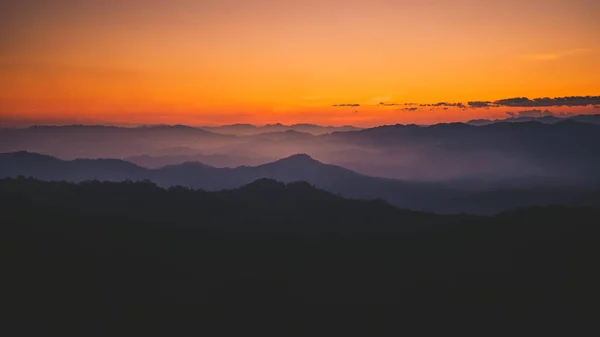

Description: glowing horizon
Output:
[1,0,599,127]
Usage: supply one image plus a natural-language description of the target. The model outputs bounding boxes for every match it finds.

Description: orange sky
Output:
[1,0,599,127]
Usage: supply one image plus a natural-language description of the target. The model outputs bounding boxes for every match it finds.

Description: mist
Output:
[2,119,599,189]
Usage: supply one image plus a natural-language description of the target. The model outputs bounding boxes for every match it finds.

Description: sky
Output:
[1,0,599,127]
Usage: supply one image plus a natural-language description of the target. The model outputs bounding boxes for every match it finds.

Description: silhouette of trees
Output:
[1,177,599,333]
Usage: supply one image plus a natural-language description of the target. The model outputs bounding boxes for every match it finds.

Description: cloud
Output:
[333,104,360,107]
[419,102,466,108]
[468,101,496,108]
[333,96,600,112]
[412,96,600,110]
[506,109,573,118]
[401,107,419,111]
[495,96,600,107]
[378,102,400,107]
[442,102,465,109]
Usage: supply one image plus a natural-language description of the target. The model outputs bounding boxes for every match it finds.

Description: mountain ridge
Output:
[2,151,600,215]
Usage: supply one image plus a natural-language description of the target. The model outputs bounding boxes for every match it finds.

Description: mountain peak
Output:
[239,178,286,191]
[162,161,214,170]
[262,154,323,169]
[279,153,319,164]
[0,151,56,160]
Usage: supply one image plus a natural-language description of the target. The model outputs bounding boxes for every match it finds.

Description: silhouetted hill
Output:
[152,153,457,209]
[0,177,431,232]
[125,153,273,169]
[249,153,358,181]
[0,151,147,182]
[2,177,600,332]
[0,151,438,204]
[3,151,600,214]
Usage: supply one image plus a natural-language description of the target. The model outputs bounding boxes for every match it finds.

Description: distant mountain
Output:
[202,123,361,136]
[290,124,361,135]
[570,114,600,124]
[125,153,274,169]
[3,151,600,214]
[328,120,597,153]
[467,113,600,126]
[0,124,233,159]
[0,151,147,182]
[4,121,600,183]
[0,152,453,211]
[248,130,316,141]
[326,120,600,180]
[151,154,456,210]
[466,119,496,126]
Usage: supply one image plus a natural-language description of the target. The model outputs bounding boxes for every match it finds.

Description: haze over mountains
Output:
[2,151,599,215]
[4,116,600,180]
[2,115,600,215]
[201,123,361,136]
[467,112,600,126]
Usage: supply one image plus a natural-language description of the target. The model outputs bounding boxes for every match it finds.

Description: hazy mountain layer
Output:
[2,120,600,183]
[2,151,600,214]
[201,123,361,136]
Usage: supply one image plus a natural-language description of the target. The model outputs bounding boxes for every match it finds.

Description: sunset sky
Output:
[1,0,599,127]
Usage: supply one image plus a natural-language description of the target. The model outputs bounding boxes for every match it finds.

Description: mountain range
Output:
[200,123,361,135]
[2,118,600,182]
[2,151,599,215]
[467,113,600,126]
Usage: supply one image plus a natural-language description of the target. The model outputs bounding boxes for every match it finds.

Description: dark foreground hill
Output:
[2,178,600,333]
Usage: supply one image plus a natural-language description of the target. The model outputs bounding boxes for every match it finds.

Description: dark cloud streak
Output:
[495,96,600,107]
[420,102,466,108]
[410,96,600,110]
[468,101,496,108]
